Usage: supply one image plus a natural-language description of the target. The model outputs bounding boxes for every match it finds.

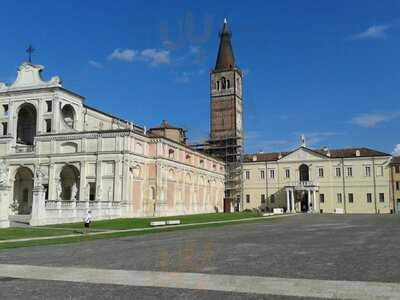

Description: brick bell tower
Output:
[210,18,243,143]
[209,18,243,211]
[191,18,244,211]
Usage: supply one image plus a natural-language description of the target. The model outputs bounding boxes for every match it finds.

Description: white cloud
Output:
[88,60,103,69]
[351,112,398,128]
[175,71,192,84]
[393,144,400,156]
[108,48,137,62]
[348,25,390,40]
[140,49,170,66]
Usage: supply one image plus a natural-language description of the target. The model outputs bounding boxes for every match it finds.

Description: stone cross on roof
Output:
[26,45,35,63]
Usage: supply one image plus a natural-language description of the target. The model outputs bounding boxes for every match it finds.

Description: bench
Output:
[273,208,284,214]
[150,220,181,227]
[150,221,166,227]
[334,208,344,214]
[166,220,181,225]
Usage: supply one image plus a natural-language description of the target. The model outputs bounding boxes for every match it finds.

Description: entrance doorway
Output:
[300,191,309,212]
[13,167,34,215]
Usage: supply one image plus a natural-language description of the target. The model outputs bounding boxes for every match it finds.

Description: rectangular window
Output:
[365,166,371,177]
[396,181,400,191]
[245,171,250,180]
[261,194,266,204]
[1,122,7,135]
[396,165,400,174]
[335,167,341,177]
[260,170,265,180]
[246,194,250,203]
[347,167,353,177]
[270,194,275,203]
[46,100,52,112]
[269,169,275,179]
[3,104,8,116]
[89,182,96,201]
[319,193,325,203]
[379,193,384,203]
[337,193,342,203]
[377,166,384,176]
[318,168,324,177]
[285,169,290,178]
[45,119,52,133]
[367,193,372,203]
[348,193,354,203]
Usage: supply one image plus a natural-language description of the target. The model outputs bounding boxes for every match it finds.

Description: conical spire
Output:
[215,18,235,70]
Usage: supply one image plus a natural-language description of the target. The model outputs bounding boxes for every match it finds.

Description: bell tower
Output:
[210,18,243,142]
[209,19,243,211]
[191,18,244,211]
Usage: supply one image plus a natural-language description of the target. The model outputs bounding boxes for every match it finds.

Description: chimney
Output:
[355,150,360,157]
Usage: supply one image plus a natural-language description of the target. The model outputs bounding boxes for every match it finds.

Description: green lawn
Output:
[46,212,261,230]
[0,215,277,250]
[0,228,78,241]
[0,212,271,250]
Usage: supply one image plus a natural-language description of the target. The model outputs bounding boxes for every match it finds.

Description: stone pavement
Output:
[1,214,400,299]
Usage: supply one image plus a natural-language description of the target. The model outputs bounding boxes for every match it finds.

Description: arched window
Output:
[216,81,220,90]
[59,165,80,201]
[227,79,230,89]
[13,167,34,214]
[17,103,37,145]
[221,77,226,89]
[61,104,75,129]
[299,164,309,182]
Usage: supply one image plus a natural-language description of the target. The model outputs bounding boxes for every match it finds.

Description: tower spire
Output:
[215,18,235,70]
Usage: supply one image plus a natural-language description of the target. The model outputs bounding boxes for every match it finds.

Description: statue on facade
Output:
[300,134,306,147]
[0,159,9,187]
[34,166,45,188]
[71,183,78,201]
[57,180,62,200]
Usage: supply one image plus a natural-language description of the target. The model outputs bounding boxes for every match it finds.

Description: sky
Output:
[0,1,399,155]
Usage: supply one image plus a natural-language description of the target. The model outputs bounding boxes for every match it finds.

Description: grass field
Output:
[0,228,77,241]
[0,214,281,250]
[48,212,262,230]
[0,212,264,245]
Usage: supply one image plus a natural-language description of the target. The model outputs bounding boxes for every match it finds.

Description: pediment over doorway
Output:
[279,147,328,162]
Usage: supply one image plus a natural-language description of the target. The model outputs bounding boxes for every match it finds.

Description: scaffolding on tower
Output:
[191,134,243,212]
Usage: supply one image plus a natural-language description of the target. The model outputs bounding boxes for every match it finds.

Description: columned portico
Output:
[285,181,319,213]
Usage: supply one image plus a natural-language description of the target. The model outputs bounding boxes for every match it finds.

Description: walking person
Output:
[83,210,93,234]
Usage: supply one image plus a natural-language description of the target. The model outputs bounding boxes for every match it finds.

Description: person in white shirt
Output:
[83,211,93,234]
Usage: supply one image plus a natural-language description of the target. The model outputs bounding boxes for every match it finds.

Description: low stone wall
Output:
[36,200,124,225]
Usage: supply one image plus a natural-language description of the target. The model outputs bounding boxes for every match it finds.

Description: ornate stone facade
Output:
[0,63,225,227]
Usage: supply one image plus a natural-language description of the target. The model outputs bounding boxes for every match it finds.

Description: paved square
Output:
[1,214,400,299]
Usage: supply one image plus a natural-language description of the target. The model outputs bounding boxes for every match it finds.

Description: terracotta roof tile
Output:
[244,147,390,162]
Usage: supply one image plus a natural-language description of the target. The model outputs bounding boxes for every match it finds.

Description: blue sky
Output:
[0,1,399,155]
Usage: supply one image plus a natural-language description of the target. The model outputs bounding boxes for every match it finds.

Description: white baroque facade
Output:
[0,63,225,227]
